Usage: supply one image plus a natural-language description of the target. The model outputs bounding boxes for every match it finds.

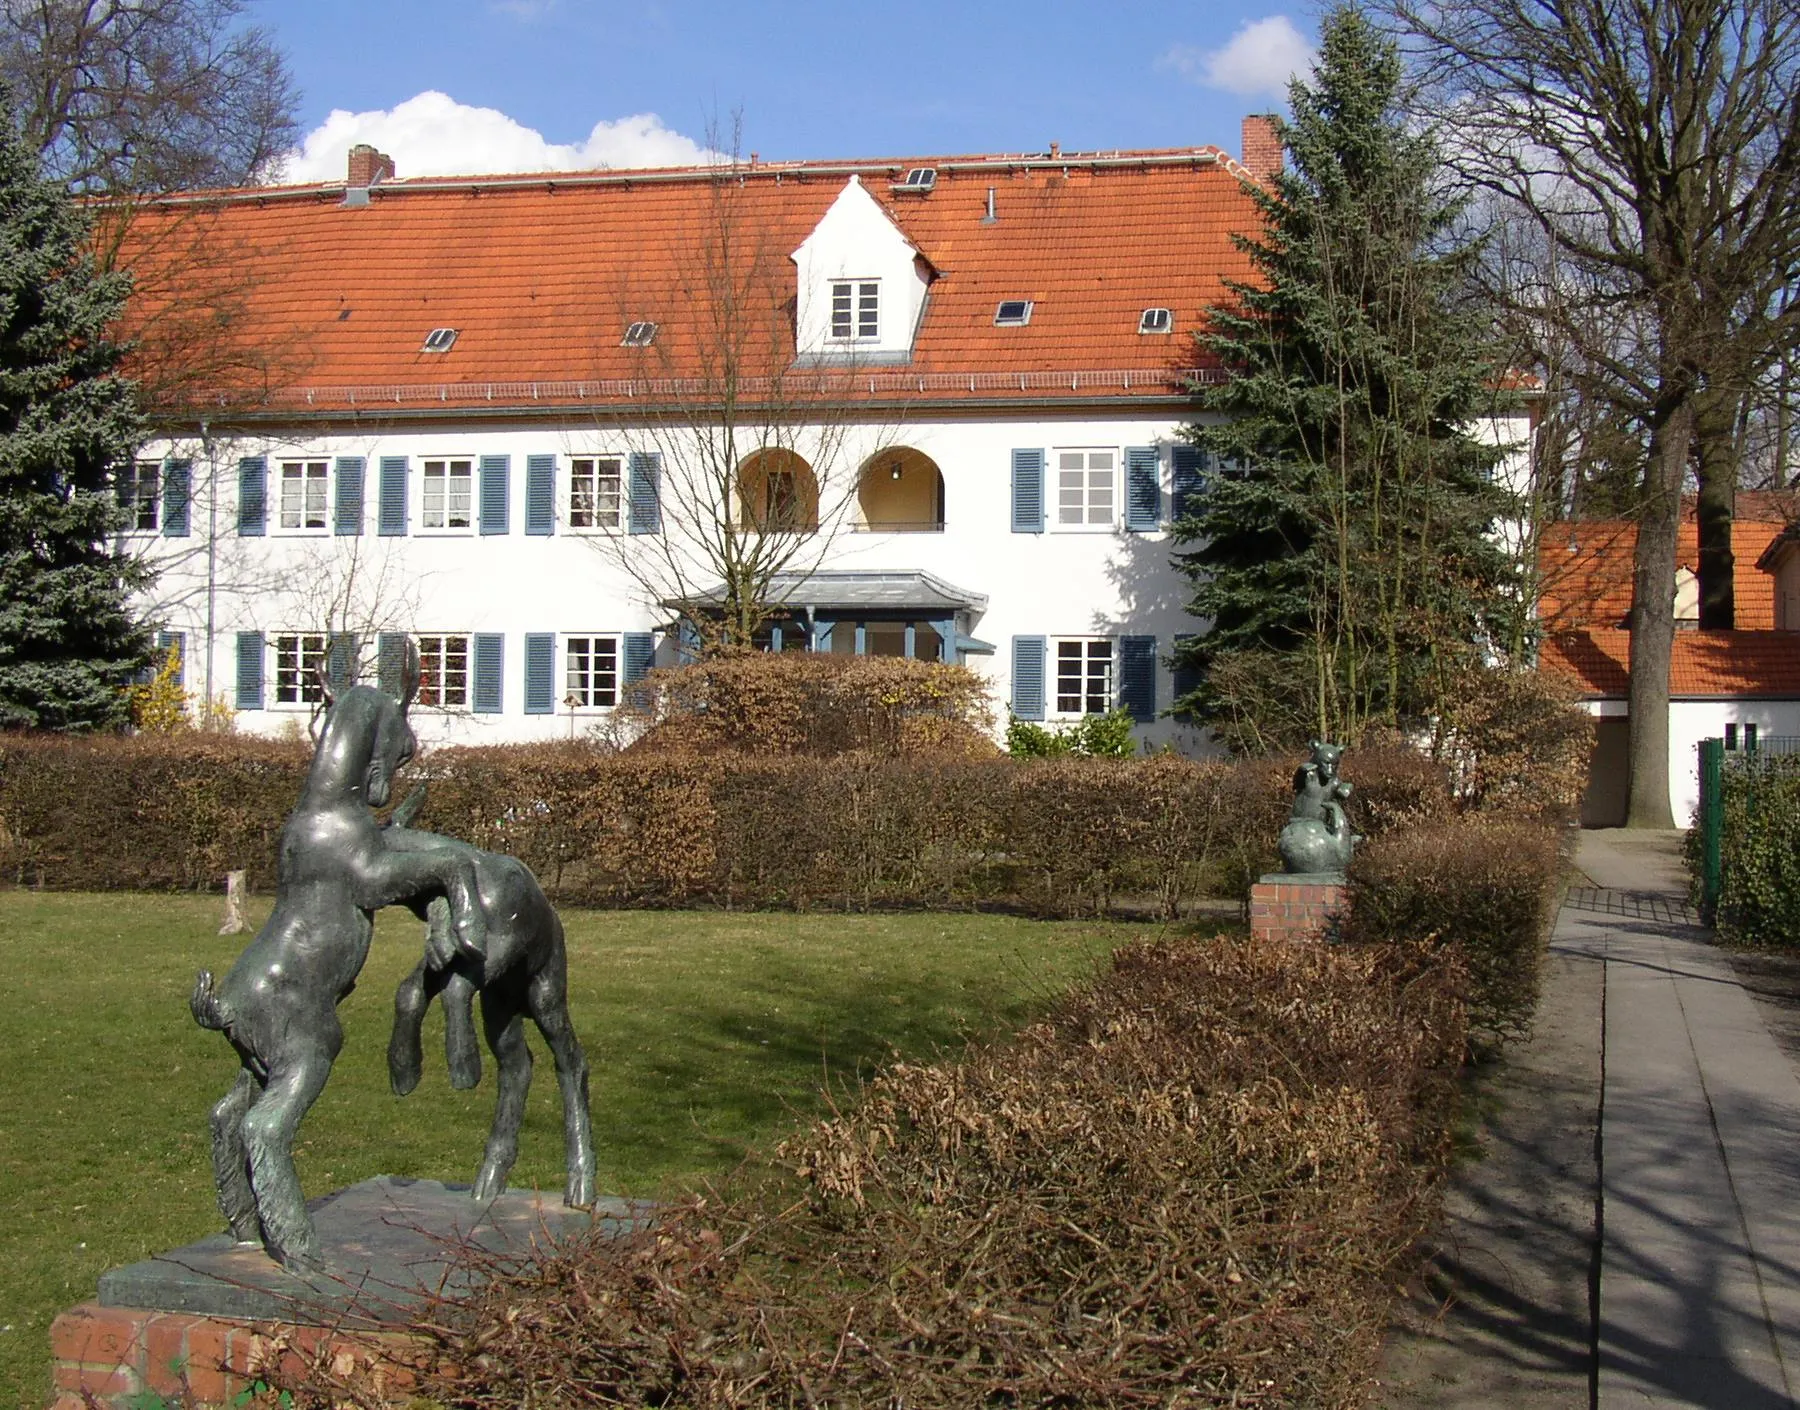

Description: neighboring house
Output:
[118,121,1535,748]
[1537,495,1800,825]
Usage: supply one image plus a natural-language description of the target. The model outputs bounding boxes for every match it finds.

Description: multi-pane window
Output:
[416,635,470,707]
[566,635,619,708]
[830,280,879,341]
[121,461,160,531]
[274,633,327,704]
[569,457,622,529]
[1055,638,1114,716]
[279,461,328,530]
[1055,449,1116,528]
[422,459,474,530]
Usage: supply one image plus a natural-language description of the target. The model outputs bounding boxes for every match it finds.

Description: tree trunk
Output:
[1694,386,1738,630]
[1625,398,1693,829]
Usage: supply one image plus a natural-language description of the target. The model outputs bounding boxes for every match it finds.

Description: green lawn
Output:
[0,891,1136,1407]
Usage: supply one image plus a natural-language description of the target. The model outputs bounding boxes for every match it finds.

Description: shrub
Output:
[1005,707,1138,758]
[622,651,997,757]
[1343,814,1567,1048]
[1704,755,1800,946]
[1432,665,1594,819]
[292,935,1468,1410]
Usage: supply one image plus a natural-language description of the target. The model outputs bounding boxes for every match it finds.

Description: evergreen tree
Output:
[1171,5,1517,752]
[0,101,149,729]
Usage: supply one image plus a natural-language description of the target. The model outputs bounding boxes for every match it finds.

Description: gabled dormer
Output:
[791,176,932,362]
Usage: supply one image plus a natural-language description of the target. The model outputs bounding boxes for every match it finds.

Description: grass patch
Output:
[0,891,1128,1407]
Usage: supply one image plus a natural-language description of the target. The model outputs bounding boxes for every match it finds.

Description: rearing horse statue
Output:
[190,645,491,1272]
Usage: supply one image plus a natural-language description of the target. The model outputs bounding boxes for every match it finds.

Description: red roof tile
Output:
[113,150,1263,413]
[1536,500,1798,633]
[1542,628,1800,699]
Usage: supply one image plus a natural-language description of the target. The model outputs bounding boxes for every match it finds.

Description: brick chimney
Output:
[346,144,395,189]
[1240,115,1283,182]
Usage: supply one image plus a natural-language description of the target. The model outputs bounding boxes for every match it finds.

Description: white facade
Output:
[1583,697,1800,828]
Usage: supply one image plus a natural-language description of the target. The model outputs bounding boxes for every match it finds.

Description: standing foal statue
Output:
[189,646,589,1272]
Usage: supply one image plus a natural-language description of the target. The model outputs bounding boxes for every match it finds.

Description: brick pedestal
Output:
[48,1302,423,1408]
[1250,872,1348,944]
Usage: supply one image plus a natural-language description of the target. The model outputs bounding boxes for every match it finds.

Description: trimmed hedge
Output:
[1698,756,1800,946]
[294,934,1468,1409]
[1344,814,1569,1048]
[0,735,1457,916]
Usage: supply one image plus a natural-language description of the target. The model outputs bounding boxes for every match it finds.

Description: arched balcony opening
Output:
[857,447,945,533]
[737,448,819,533]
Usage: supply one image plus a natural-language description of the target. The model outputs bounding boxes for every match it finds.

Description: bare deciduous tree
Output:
[1,0,298,195]
[1384,0,1800,826]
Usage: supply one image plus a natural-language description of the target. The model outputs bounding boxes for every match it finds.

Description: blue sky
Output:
[264,1,1317,180]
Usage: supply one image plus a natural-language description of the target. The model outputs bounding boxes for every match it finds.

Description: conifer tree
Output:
[0,100,150,729]
[1171,5,1516,752]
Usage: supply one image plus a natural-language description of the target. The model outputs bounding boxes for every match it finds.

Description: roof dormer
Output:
[791,176,931,362]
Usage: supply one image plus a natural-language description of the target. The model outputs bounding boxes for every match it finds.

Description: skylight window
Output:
[421,327,458,353]
[1138,307,1173,334]
[622,321,659,347]
[994,300,1034,327]
[892,167,937,193]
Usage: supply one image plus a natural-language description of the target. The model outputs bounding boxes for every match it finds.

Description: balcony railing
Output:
[851,519,946,533]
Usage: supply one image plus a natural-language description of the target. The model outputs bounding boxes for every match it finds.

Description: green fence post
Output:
[1699,736,1724,926]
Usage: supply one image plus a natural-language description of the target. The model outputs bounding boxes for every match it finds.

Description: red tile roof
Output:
[1542,628,1800,699]
[1536,498,1799,633]
[113,149,1264,414]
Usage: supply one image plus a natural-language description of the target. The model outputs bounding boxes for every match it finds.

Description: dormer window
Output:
[995,300,1034,327]
[622,321,658,347]
[422,327,458,353]
[830,280,880,341]
[1138,307,1173,334]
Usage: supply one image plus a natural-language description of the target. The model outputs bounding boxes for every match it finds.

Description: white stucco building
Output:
[121,122,1534,750]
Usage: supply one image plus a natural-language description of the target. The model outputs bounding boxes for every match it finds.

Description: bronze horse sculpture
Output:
[381,785,596,1211]
[189,647,494,1272]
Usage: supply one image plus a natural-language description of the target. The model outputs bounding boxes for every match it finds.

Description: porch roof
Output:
[670,570,988,615]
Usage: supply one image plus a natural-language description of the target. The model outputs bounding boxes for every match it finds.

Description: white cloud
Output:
[1159,15,1315,100]
[279,91,716,183]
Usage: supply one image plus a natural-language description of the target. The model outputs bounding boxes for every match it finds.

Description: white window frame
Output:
[568,456,623,531]
[1051,636,1116,719]
[272,632,327,707]
[416,633,471,708]
[122,459,161,533]
[829,278,880,342]
[420,458,475,533]
[564,633,621,709]
[1052,447,1118,531]
[277,460,330,534]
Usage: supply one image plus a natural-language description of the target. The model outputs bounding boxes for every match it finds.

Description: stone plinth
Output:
[51,1176,654,1408]
[1250,872,1348,945]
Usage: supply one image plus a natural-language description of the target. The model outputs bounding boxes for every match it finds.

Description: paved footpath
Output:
[1382,831,1800,1407]
[1578,831,1800,1407]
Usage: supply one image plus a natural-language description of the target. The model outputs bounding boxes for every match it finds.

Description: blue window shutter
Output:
[1171,444,1205,523]
[377,632,408,698]
[1011,635,1047,721]
[377,457,408,536]
[235,632,264,709]
[161,460,191,537]
[524,455,555,536]
[327,632,358,691]
[1119,635,1156,722]
[623,632,654,683]
[524,633,556,714]
[334,457,365,536]
[1124,447,1160,531]
[1171,633,1201,719]
[471,633,504,713]
[237,457,266,536]
[156,630,186,687]
[1010,449,1045,533]
[628,452,661,534]
[479,455,510,535]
